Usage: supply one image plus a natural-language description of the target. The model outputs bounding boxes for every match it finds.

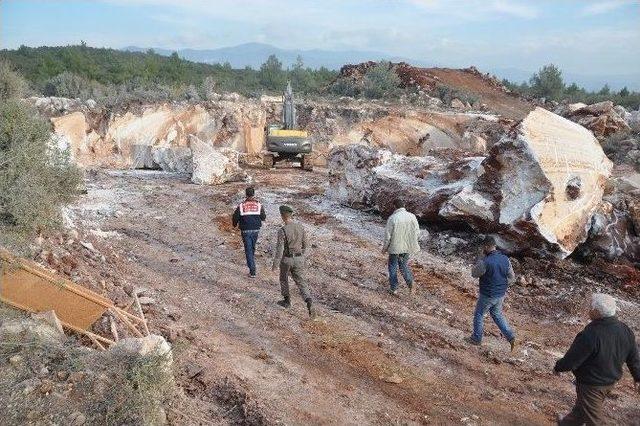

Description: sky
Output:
[1,0,639,77]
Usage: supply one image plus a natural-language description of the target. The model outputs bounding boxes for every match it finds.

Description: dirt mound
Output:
[338,62,534,119]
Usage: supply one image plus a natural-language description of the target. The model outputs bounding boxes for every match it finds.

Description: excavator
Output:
[263,82,313,171]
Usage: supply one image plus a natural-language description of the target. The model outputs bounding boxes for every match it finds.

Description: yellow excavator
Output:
[263,82,313,171]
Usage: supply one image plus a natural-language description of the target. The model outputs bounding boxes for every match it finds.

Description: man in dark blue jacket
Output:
[232,187,266,278]
[554,293,640,425]
[466,236,517,351]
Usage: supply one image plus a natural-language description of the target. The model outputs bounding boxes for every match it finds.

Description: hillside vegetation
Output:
[503,64,640,110]
[0,44,337,101]
[0,61,81,247]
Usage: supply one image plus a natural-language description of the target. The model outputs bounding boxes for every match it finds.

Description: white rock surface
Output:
[31,311,65,335]
[439,186,495,222]
[111,335,173,371]
[131,144,158,169]
[152,147,193,173]
[493,107,613,256]
[190,135,247,185]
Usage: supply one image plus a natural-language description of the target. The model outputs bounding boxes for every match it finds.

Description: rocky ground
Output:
[30,166,640,425]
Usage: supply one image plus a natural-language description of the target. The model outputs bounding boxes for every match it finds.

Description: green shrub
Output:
[529,64,564,100]
[0,60,28,101]
[329,77,360,97]
[435,83,479,106]
[43,71,105,99]
[0,100,82,234]
[362,61,401,99]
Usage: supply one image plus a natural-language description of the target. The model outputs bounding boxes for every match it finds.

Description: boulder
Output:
[190,135,247,185]
[562,101,631,138]
[587,202,639,260]
[0,318,64,344]
[31,310,65,335]
[613,105,630,121]
[152,147,193,173]
[462,132,487,153]
[326,144,391,207]
[439,186,495,223]
[450,98,465,109]
[328,108,613,258]
[131,144,159,169]
[328,144,486,223]
[554,102,586,116]
[489,107,613,257]
[629,110,640,132]
[111,335,173,372]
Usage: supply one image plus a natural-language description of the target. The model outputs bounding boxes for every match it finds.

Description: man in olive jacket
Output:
[554,293,640,425]
[382,199,420,296]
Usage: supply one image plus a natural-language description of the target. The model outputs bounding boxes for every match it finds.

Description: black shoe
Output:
[464,336,481,346]
[277,298,291,308]
[306,299,316,319]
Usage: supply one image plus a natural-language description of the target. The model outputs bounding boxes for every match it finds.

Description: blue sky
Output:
[1,0,639,76]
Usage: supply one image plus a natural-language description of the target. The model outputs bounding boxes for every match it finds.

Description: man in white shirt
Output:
[382,199,421,296]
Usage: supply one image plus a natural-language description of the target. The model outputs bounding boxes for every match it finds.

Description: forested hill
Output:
[0,44,337,96]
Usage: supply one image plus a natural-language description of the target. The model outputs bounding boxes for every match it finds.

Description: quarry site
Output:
[1,60,640,426]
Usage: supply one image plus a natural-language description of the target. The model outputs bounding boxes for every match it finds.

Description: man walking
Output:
[272,205,315,318]
[232,187,266,278]
[382,199,420,296]
[467,236,517,351]
[554,293,640,425]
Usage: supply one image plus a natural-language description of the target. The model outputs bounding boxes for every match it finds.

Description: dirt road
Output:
[60,167,640,425]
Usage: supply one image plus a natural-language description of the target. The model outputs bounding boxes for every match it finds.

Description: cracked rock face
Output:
[328,108,614,258]
[492,107,613,257]
[190,135,247,185]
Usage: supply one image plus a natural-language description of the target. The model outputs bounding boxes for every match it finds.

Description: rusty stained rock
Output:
[559,101,631,138]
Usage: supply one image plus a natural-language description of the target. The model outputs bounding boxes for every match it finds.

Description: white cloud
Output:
[491,0,538,19]
[580,0,635,16]
[407,0,538,20]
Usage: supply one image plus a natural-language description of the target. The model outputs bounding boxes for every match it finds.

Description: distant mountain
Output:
[123,43,640,91]
[122,42,433,70]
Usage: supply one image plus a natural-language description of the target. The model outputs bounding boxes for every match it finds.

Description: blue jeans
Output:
[241,231,259,276]
[472,294,515,342]
[388,253,413,291]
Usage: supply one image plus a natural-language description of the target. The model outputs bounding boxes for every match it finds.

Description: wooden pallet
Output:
[0,249,149,349]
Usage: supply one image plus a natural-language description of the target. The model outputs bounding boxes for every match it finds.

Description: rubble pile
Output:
[555,101,631,138]
[328,108,630,260]
[336,63,509,94]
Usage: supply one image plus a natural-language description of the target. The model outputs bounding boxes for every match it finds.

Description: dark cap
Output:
[279,205,294,214]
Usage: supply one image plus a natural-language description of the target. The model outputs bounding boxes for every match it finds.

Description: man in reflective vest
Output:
[232,187,266,278]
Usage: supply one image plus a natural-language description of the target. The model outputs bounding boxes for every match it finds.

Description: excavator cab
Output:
[263,82,313,171]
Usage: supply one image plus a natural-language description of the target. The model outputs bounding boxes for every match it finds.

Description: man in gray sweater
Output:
[382,199,420,296]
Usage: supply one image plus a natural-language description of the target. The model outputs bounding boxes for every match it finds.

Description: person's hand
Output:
[634,381,640,393]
